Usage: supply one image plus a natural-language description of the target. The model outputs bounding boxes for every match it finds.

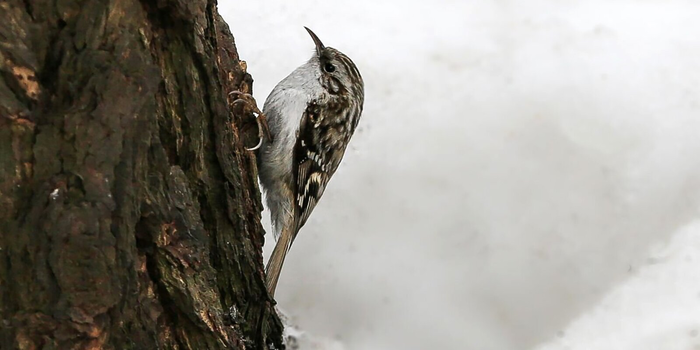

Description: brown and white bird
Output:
[257,27,364,296]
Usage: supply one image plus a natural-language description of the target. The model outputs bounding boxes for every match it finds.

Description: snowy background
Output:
[219,1,700,349]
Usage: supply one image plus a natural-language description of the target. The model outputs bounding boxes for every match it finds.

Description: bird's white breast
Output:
[260,59,325,181]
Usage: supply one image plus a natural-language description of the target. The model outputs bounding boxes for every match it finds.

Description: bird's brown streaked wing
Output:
[292,101,347,236]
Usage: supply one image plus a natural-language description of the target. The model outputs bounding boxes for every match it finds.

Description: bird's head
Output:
[305,27,364,96]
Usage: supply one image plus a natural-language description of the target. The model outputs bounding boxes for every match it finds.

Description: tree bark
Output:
[0,0,283,349]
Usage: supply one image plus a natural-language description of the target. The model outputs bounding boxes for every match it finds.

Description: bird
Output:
[256,27,364,297]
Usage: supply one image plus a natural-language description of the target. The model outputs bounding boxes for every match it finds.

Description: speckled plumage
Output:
[257,28,364,296]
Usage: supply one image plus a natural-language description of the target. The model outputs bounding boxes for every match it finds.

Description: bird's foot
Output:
[229,90,271,151]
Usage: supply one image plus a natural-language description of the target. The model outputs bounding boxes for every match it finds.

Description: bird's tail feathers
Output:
[265,224,294,297]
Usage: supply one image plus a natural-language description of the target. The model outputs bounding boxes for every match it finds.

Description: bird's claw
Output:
[229,90,271,151]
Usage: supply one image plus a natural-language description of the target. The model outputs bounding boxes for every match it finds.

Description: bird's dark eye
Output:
[324,63,336,73]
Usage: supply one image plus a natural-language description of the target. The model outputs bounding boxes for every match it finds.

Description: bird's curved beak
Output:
[304,27,325,56]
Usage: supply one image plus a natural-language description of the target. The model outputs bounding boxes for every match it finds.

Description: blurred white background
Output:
[219,1,700,349]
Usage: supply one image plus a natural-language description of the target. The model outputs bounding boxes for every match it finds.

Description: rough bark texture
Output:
[0,0,283,349]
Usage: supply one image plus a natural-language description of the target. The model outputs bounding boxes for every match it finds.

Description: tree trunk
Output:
[0,0,283,349]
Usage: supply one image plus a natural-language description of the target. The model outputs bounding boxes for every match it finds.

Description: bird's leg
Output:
[228,90,271,151]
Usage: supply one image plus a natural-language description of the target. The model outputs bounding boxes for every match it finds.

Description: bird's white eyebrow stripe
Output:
[335,52,362,82]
